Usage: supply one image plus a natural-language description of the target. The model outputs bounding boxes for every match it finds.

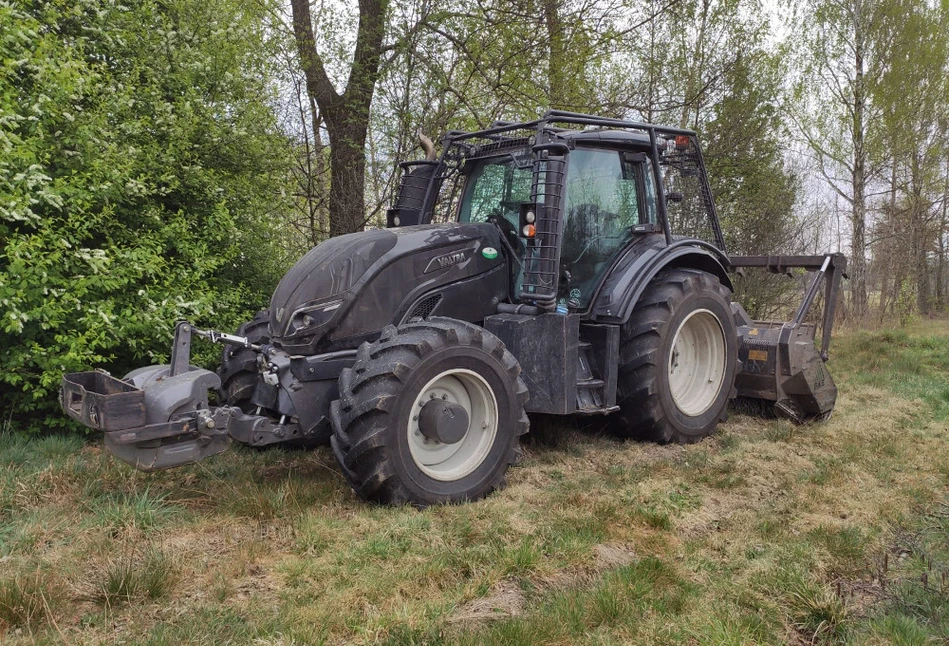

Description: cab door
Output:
[559,147,658,309]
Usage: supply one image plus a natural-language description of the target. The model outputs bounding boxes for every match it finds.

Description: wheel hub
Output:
[668,308,727,417]
[418,399,469,444]
[407,369,499,481]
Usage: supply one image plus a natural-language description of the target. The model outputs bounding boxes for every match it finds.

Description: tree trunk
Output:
[850,0,869,318]
[291,0,386,237]
[911,154,931,314]
[938,159,948,307]
[544,0,567,110]
[323,108,372,237]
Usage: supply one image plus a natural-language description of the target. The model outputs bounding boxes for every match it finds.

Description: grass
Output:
[2,318,949,643]
[0,570,62,633]
[92,548,175,607]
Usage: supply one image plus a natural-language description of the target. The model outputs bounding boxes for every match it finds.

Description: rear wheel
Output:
[330,318,529,506]
[611,268,738,443]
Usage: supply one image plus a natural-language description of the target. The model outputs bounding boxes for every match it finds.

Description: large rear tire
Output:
[217,309,270,411]
[611,268,738,443]
[330,318,529,506]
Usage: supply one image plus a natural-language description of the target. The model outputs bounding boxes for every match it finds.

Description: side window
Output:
[463,164,505,222]
[642,158,658,225]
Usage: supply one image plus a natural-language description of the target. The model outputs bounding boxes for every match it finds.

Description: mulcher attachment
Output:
[729,254,847,423]
[60,365,233,471]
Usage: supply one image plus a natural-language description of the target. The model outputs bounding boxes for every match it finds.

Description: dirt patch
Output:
[592,543,637,569]
[447,579,525,624]
[233,563,280,601]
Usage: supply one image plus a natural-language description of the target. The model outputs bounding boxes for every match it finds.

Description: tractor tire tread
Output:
[613,268,738,444]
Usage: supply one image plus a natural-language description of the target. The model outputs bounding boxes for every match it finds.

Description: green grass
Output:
[3,320,949,643]
[834,326,949,420]
[0,570,62,633]
[93,549,175,607]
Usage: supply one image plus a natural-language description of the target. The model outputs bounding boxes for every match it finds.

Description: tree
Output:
[791,0,893,318]
[870,0,949,316]
[290,0,388,237]
[703,50,805,316]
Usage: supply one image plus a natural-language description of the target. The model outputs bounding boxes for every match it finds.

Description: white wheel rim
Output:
[668,309,727,416]
[407,369,499,481]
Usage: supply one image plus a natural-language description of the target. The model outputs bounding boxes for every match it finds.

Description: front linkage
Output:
[60,322,306,471]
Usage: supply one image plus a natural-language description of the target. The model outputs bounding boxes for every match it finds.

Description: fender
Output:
[589,237,732,324]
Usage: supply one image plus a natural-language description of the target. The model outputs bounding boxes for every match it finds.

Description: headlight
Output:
[288,299,343,335]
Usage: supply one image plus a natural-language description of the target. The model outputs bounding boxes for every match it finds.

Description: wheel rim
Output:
[668,309,727,416]
[407,369,499,481]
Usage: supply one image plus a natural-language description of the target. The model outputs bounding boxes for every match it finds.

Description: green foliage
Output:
[702,49,804,318]
[0,0,294,430]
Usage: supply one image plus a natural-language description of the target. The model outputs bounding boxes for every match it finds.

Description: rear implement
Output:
[731,254,847,422]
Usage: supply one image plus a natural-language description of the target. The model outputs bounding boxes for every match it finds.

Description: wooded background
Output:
[3,0,948,430]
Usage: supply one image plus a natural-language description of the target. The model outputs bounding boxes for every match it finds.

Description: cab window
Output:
[459,157,533,228]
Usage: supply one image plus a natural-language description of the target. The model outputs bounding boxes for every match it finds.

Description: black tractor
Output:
[61,112,846,506]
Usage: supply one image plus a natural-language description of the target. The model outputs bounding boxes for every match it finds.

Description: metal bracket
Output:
[169,322,193,377]
[730,254,848,361]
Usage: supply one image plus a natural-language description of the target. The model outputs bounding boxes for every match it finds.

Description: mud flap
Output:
[62,367,233,471]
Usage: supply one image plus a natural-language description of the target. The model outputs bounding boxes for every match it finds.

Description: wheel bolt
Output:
[481,422,488,429]
[441,394,447,400]
[430,392,436,399]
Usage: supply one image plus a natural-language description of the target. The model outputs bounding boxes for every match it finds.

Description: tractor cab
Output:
[457,137,661,310]
[389,112,728,315]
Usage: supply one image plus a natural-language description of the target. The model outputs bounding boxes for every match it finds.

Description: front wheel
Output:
[217,309,270,410]
[611,268,738,443]
[329,318,529,506]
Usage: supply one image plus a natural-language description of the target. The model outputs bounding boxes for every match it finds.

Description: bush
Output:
[0,0,295,431]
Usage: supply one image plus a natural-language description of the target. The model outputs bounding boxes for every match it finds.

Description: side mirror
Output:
[623,151,647,164]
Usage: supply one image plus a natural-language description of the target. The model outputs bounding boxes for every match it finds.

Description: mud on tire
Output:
[330,317,529,506]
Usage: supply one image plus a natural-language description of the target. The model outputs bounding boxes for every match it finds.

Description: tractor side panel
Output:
[484,313,580,414]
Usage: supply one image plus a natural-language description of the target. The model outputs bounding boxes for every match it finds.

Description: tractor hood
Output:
[269,222,507,354]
